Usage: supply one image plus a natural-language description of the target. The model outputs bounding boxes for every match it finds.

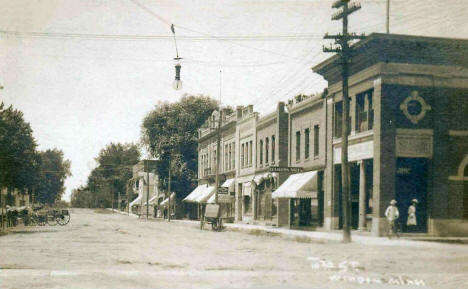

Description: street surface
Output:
[0,208,467,289]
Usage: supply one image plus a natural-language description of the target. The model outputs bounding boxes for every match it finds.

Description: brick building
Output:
[313,33,468,236]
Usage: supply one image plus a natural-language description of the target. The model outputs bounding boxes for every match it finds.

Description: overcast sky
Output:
[1,0,467,201]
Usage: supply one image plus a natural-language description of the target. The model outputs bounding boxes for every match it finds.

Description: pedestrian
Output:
[407,199,418,228]
[385,200,400,239]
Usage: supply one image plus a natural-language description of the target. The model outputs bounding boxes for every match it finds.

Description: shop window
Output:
[296,131,301,161]
[265,137,269,164]
[244,196,252,214]
[314,125,320,157]
[271,135,276,163]
[356,90,374,132]
[304,128,310,159]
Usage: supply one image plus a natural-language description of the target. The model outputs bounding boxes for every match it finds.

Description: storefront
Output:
[207,179,236,222]
[252,172,278,224]
[183,184,215,220]
[272,170,322,228]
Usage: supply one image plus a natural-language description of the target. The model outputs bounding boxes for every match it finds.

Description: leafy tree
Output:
[85,142,140,208]
[0,103,41,194]
[35,149,71,204]
[70,187,94,208]
[141,95,218,198]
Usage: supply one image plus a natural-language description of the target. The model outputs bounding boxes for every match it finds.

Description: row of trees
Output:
[72,94,218,208]
[71,143,140,208]
[0,103,71,205]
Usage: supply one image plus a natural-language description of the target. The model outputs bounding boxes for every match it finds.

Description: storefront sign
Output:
[269,166,303,173]
[396,134,432,158]
[334,141,373,164]
[218,187,228,194]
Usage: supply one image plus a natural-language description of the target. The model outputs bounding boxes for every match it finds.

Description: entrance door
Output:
[396,158,428,233]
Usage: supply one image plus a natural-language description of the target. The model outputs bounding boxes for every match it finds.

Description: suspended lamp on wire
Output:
[171,24,183,90]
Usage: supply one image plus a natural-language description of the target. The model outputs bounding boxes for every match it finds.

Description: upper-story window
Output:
[231,143,235,169]
[265,137,269,164]
[314,125,320,157]
[304,128,310,159]
[271,135,275,163]
[356,90,374,132]
[249,140,253,166]
[333,100,350,138]
[296,131,301,161]
[259,139,264,165]
[241,143,245,168]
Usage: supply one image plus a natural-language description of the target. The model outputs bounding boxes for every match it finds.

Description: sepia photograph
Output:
[1,0,467,288]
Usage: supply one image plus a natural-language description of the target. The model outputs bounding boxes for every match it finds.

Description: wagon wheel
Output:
[56,214,70,226]
[211,218,222,231]
[47,212,58,226]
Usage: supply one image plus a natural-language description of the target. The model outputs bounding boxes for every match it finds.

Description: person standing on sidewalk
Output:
[406,199,418,231]
[385,200,400,239]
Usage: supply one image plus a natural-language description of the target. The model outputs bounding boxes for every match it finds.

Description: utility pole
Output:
[168,154,172,222]
[214,109,222,205]
[146,166,150,220]
[324,0,365,243]
[386,0,390,34]
[214,69,223,206]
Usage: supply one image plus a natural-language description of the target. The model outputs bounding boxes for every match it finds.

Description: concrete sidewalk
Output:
[170,219,468,248]
[107,209,468,248]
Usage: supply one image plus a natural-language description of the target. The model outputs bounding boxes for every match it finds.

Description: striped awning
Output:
[272,171,318,199]
[183,185,216,203]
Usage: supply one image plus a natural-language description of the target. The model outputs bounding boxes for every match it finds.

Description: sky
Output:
[1,0,467,201]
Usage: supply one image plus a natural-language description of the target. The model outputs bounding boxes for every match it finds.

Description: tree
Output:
[85,142,140,208]
[0,103,41,192]
[70,187,94,208]
[35,149,71,204]
[141,95,218,198]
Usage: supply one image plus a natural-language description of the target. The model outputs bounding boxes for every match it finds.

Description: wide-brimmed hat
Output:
[411,199,419,204]
[390,200,397,205]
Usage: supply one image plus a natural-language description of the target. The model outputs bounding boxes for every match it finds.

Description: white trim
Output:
[396,128,433,136]
[457,154,468,178]
[449,130,468,137]
[448,176,468,181]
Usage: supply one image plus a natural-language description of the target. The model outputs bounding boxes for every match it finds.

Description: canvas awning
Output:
[242,182,252,197]
[160,193,175,207]
[207,192,234,204]
[129,194,142,207]
[272,171,318,199]
[148,194,161,205]
[221,178,235,191]
[183,185,216,203]
[253,172,277,185]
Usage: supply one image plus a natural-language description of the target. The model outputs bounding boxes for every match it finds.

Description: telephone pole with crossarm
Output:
[323,0,365,243]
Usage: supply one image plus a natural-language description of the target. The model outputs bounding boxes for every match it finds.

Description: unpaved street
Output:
[1,209,467,289]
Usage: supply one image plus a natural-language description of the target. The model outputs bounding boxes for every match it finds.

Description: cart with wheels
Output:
[202,204,223,231]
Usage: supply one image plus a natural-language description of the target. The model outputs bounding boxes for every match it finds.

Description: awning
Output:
[148,194,159,205]
[160,193,175,207]
[129,194,142,207]
[253,172,277,185]
[221,179,235,191]
[242,182,252,198]
[272,171,318,199]
[183,184,215,203]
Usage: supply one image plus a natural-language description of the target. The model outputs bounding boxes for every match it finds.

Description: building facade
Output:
[314,33,468,236]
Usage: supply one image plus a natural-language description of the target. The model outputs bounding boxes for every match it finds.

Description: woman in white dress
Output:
[407,199,418,227]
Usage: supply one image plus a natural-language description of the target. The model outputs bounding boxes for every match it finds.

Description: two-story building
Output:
[313,33,468,236]
[129,160,159,217]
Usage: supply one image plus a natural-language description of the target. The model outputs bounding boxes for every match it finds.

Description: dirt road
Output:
[0,208,467,289]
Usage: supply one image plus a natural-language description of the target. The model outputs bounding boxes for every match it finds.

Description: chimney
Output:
[236,106,243,118]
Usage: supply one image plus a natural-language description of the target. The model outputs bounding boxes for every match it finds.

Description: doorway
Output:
[396,158,428,233]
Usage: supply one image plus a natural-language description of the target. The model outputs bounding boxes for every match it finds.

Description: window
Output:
[356,90,374,132]
[296,131,301,161]
[231,143,235,169]
[334,102,343,138]
[265,137,269,164]
[304,128,310,159]
[314,125,320,157]
[259,140,264,165]
[224,144,228,171]
[249,140,253,166]
[271,135,275,163]
[241,143,245,168]
[245,142,249,167]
